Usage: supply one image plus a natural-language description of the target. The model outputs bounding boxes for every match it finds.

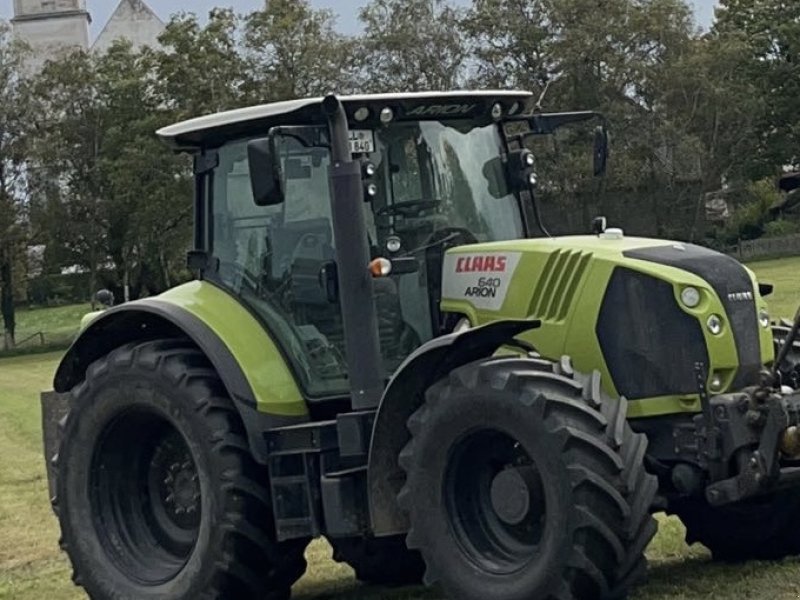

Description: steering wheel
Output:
[377,199,441,218]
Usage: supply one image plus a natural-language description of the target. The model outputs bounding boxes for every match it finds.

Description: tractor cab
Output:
[159,92,606,401]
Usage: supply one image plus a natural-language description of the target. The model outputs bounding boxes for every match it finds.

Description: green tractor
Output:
[42,91,800,600]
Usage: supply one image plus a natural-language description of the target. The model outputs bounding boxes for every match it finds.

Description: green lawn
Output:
[13,304,91,350]
[2,255,800,599]
[748,255,800,319]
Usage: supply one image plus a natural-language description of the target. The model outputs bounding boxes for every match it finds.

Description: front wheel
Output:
[398,356,658,600]
[53,339,308,600]
[672,492,800,562]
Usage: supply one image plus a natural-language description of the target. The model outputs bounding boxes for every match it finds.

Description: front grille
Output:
[625,244,761,388]
[597,267,709,400]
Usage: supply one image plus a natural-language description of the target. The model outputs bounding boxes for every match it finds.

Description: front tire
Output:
[54,339,308,600]
[398,356,658,600]
[672,492,800,561]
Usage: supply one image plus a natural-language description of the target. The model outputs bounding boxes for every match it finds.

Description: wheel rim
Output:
[444,429,546,575]
[90,409,201,585]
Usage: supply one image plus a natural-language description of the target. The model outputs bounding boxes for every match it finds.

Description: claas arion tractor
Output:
[41,91,800,600]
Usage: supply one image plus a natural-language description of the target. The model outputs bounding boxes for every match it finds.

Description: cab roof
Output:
[157,90,533,151]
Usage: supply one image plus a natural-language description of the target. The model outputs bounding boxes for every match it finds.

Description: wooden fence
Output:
[731,234,800,262]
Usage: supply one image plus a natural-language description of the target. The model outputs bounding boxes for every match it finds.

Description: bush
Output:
[763,219,800,238]
[716,178,781,245]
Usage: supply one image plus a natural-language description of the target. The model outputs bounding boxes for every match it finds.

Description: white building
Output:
[92,0,164,54]
[12,0,164,72]
[11,0,91,72]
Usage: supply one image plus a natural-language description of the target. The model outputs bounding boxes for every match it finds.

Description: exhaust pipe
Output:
[322,94,384,410]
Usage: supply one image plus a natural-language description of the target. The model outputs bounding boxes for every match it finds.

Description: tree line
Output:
[0,0,797,347]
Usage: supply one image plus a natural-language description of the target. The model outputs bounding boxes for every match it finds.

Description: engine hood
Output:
[439,233,774,417]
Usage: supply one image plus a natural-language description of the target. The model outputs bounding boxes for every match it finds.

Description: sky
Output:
[2,0,719,38]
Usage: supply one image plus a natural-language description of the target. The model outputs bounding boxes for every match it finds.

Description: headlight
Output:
[379,107,394,123]
[759,309,770,329]
[707,314,723,335]
[386,236,402,253]
[680,286,701,308]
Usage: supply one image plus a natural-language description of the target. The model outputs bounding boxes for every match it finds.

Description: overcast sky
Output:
[2,0,719,37]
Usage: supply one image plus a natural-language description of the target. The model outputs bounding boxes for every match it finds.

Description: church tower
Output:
[12,0,91,72]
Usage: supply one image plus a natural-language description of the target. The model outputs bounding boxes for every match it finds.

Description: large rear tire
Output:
[53,339,309,600]
[398,356,658,600]
[672,492,800,561]
[329,535,425,586]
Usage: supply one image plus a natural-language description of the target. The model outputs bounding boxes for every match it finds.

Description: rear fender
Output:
[367,319,540,535]
[52,282,308,463]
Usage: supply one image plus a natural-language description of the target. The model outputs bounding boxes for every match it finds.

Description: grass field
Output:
[748,255,800,319]
[1,256,799,600]
[9,304,91,353]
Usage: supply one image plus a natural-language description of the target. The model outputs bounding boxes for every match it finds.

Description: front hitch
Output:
[673,353,800,507]
[705,390,800,505]
[685,370,800,506]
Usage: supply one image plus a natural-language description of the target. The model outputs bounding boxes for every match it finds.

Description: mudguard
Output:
[367,319,540,536]
[52,281,308,463]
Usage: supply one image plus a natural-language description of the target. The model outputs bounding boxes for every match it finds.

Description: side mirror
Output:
[248,135,284,206]
[593,125,609,176]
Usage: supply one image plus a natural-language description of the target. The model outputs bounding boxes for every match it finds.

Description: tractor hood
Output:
[440,233,774,418]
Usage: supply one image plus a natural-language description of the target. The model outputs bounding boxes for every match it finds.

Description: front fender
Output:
[54,281,308,463]
[367,319,540,536]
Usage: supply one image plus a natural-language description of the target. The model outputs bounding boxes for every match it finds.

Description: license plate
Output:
[350,130,375,154]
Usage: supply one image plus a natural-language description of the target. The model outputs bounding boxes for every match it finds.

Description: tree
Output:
[357,0,468,91]
[714,0,800,174]
[656,33,763,190]
[31,42,192,306]
[30,50,109,306]
[242,0,354,100]
[461,0,556,91]
[97,42,192,299]
[0,24,33,348]
[153,9,250,118]
[464,0,702,235]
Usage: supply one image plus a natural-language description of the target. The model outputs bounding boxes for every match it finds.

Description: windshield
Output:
[362,121,524,254]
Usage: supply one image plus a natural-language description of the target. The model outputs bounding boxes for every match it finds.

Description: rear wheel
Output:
[53,339,309,600]
[672,492,800,561]
[398,356,658,600]
[330,535,425,586]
